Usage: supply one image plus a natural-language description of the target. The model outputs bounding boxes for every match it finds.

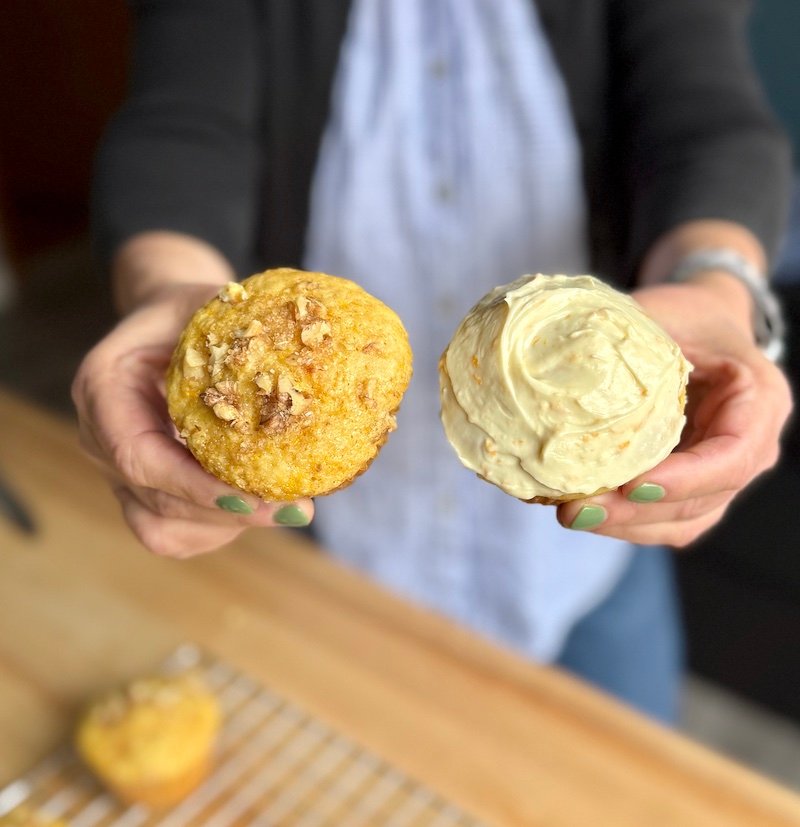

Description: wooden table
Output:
[2,388,800,827]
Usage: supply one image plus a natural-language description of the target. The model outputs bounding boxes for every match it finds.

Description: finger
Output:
[560,503,729,548]
[81,359,314,525]
[124,484,314,527]
[83,355,268,512]
[557,489,730,531]
[592,504,730,548]
[115,486,244,558]
[620,361,782,504]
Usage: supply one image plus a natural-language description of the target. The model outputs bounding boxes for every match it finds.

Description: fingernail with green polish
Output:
[274,504,310,527]
[570,505,607,531]
[628,483,666,503]
[216,495,254,515]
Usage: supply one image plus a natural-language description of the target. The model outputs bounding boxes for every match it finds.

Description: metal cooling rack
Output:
[0,644,490,827]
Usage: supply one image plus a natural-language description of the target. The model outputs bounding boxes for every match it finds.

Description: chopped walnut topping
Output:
[300,318,331,347]
[254,371,274,393]
[212,403,238,421]
[200,387,225,407]
[294,295,310,320]
[276,373,294,395]
[215,379,237,397]
[260,398,292,433]
[183,346,207,381]
[208,343,230,379]
[234,319,265,338]
[225,337,250,366]
[95,677,201,724]
[184,346,206,367]
[209,343,229,365]
[218,282,248,303]
[294,295,328,321]
[258,372,310,432]
[201,381,242,425]
[288,387,309,414]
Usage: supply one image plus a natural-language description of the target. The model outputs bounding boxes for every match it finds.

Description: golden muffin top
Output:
[75,673,220,784]
[167,268,413,500]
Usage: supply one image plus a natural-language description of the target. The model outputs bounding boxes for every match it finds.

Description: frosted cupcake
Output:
[439,274,692,502]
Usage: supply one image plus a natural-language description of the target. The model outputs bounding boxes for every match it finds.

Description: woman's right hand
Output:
[71,234,313,558]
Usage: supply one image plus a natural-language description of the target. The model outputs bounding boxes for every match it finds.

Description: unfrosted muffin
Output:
[167,268,413,501]
[74,674,220,809]
[440,274,692,503]
[0,808,67,827]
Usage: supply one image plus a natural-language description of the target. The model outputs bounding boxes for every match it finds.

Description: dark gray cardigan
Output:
[93,0,792,287]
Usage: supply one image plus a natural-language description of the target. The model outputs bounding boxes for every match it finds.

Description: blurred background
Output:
[0,0,798,789]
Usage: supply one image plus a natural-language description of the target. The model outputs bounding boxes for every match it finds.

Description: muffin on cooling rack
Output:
[440,274,692,503]
[167,268,413,501]
[75,673,220,809]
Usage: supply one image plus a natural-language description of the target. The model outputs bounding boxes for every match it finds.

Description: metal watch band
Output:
[668,248,786,363]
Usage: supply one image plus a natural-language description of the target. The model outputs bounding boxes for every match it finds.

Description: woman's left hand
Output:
[556,275,793,547]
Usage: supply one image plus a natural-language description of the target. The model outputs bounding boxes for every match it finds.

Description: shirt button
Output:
[435,180,453,202]
[429,58,448,78]
[437,294,456,314]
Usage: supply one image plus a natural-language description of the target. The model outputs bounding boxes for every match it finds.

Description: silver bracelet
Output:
[668,248,786,363]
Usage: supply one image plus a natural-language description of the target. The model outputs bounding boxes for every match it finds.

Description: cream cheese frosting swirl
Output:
[439,274,693,501]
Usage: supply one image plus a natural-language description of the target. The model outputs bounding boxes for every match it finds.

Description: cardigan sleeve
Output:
[91,0,261,275]
[611,0,793,276]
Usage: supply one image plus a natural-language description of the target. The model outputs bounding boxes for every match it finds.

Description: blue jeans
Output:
[556,546,684,725]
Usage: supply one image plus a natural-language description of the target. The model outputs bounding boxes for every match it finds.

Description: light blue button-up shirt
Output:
[303,0,633,661]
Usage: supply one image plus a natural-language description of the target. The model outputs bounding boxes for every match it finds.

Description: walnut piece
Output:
[183,346,207,381]
[294,295,310,320]
[244,319,264,337]
[254,371,274,393]
[215,379,237,397]
[184,346,206,367]
[218,282,248,303]
[276,373,294,395]
[208,343,230,379]
[201,381,242,425]
[294,295,328,321]
[300,318,331,348]
[287,387,309,414]
[212,402,239,422]
[225,337,250,366]
[258,372,310,432]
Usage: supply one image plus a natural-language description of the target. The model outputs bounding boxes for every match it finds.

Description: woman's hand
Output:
[72,235,313,558]
[557,274,793,547]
